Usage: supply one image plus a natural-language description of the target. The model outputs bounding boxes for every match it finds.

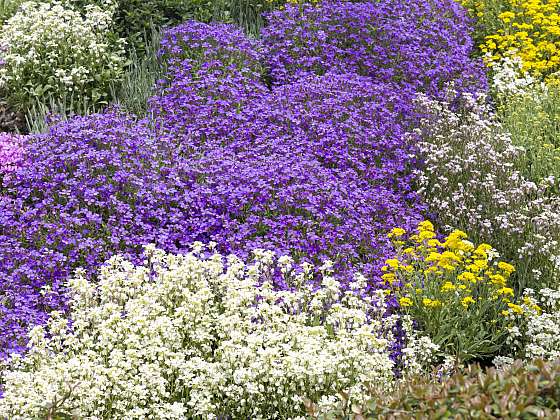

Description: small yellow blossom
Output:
[418,230,436,241]
[457,271,477,283]
[474,243,492,258]
[399,297,413,307]
[400,265,414,273]
[381,273,396,285]
[418,220,434,232]
[489,274,507,287]
[498,261,515,276]
[443,230,469,250]
[422,298,442,308]
[461,296,476,308]
[384,259,399,270]
[496,287,514,297]
[425,252,442,263]
[507,302,524,315]
[427,239,442,248]
[441,281,456,292]
[467,259,488,273]
[388,227,406,238]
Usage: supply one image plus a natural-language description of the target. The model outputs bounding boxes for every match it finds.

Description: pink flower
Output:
[0,132,25,175]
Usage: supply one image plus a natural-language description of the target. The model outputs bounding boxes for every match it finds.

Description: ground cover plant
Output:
[0,0,559,416]
[0,245,422,418]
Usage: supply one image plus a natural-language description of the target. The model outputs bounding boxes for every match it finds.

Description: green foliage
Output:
[213,0,288,36]
[24,95,97,134]
[0,0,23,24]
[496,85,560,186]
[110,27,165,117]
[308,359,560,419]
[63,0,216,55]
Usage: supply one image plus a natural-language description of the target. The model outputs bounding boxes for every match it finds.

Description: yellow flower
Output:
[522,296,542,314]
[457,271,477,283]
[479,0,560,84]
[467,259,488,273]
[381,273,396,285]
[489,274,507,287]
[496,287,514,297]
[425,252,442,263]
[422,298,442,308]
[388,227,406,238]
[424,266,439,275]
[461,296,476,308]
[400,264,414,273]
[427,239,442,248]
[498,261,515,276]
[438,251,462,270]
[418,220,434,232]
[399,297,413,307]
[441,281,456,292]
[507,303,524,315]
[418,230,436,241]
[474,243,492,258]
[443,230,469,250]
[384,259,399,270]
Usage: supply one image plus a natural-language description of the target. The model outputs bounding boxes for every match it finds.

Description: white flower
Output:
[0,246,431,418]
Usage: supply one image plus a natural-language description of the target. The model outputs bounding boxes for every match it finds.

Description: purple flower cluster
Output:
[262,0,486,97]
[0,1,487,355]
[149,21,268,146]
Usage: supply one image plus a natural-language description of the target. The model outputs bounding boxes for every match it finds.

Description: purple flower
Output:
[262,0,487,97]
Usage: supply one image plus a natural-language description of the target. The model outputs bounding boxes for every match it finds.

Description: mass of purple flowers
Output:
[0,0,485,355]
[262,0,486,97]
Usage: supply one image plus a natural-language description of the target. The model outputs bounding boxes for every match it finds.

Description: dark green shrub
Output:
[307,359,560,419]
[63,0,216,54]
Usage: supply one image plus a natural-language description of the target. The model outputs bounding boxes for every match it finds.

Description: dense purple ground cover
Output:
[0,0,486,355]
[262,0,486,96]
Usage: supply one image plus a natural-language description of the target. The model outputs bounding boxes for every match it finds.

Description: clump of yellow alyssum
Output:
[384,221,527,363]
[465,0,560,84]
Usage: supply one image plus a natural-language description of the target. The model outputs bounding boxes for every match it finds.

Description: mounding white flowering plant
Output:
[0,1,126,110]
[0,244,436,419]
[501,287,560,362]
[489,54,545,98]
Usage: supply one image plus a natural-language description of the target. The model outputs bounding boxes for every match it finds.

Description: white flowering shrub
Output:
[0,1,126,110]
[0,244,436,419]
[411,93,560,291]
[503,287,560,362]
[489,54,544,98]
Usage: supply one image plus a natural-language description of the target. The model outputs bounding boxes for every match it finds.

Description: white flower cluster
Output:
[411,94,560,289]
[0,245,436,419]
[0,1,126,107]
[489,54,546,98]
[510,287,560,361]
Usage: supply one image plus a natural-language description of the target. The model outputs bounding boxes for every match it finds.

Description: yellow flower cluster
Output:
[383,221,524,317]
[466,0,560,83]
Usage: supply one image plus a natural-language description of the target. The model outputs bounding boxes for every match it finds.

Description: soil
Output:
[0,97,26,133]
